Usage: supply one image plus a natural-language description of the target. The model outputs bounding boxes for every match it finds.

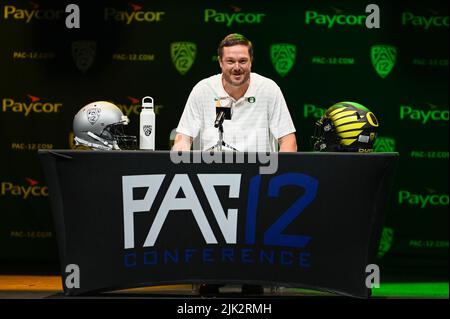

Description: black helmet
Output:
[312,101,379,152]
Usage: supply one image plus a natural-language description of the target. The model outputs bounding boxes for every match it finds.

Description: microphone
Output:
[214,97,232,128]
[214,111,225,128]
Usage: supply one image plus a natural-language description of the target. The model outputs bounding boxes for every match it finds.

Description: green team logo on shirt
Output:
[171,42,196,75]
[371,45,397,78]
[374,136,396,152]
[377,227,394,258]
[270,44,296,77]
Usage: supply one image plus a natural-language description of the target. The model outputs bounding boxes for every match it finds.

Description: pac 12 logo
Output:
[122,173,318,268]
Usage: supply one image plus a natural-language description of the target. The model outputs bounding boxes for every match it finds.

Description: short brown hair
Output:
[218,33,253,60]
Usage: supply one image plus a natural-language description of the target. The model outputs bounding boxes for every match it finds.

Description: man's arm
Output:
[278,133,297,152]
[172,133,193,151]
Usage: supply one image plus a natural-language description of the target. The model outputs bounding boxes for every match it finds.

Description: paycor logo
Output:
[402,12,449,29]
[2,5,64,23]
[204,9,265,27]
[1,178,48,199]
[2,94,62,116]
[399,190,448,208]
[305,10,366,28]
[104,4,165,24]
[305,5,380,28]
[400,105,449,124]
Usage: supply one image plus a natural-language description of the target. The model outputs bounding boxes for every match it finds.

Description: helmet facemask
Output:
[312,117,342,152]
[101,119,137,150]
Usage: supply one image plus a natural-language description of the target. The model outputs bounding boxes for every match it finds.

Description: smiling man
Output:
[173,33,297,152]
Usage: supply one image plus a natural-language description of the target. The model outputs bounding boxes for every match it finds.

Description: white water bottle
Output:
[139,96,155,150]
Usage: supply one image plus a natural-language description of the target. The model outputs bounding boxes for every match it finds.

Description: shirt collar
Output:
[215,74,229,98]
[215,73,257,100]
[244,73,257,98]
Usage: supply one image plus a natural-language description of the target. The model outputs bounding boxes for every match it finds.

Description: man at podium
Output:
[172,33,297,153]
[171,33,297,295]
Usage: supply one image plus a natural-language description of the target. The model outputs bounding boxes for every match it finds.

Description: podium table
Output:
[38,150,398,297]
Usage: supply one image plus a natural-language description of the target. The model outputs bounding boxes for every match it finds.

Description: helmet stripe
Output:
[334,115,359,126]
[330,110,357,120]
[340,138,357,145]
[338,130,363,138]
[335,122,366,132]
[328,107,346,117]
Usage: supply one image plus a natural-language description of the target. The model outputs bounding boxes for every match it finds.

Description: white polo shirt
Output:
[176,72,296,152]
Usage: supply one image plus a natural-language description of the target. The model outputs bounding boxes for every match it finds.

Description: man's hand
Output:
[172,133,193,151]
[278,133,297,152]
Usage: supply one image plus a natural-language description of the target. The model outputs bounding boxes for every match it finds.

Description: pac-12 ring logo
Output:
[71,41,96,73]
[371,45,397,79]
[271,43,296,77]
[171,42,196,75]
[143,125,152,136]
[86,108,101,125]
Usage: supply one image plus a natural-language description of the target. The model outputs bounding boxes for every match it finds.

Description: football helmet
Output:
[73,101,137,150]
[312,101,379,152]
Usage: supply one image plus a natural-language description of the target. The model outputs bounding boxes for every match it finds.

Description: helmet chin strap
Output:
[74,132,121,150]
[87,131,121,150]
[74,136,112,150]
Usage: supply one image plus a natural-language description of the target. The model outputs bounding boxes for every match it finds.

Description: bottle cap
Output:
[142,96,154,109]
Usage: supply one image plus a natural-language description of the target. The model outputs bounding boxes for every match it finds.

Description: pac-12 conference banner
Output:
[39,150,398,297]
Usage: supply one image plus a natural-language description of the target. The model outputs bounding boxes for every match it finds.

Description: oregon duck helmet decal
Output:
[312,101,379,152]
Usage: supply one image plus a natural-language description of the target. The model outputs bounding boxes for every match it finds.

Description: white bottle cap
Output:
[142,96,154,109]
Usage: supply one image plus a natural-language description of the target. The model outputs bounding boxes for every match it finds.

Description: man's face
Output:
[219,45,252,87]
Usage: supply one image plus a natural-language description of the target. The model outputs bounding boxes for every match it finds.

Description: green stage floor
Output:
[371,282,449,298]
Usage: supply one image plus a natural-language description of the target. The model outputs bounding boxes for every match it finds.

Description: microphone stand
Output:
[215,121,224,151]
[208,112,238,152]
